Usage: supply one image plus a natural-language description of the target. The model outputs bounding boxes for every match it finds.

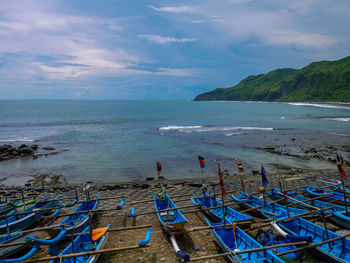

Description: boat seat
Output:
[80,241,96,252]
[160,212,176,222]
[244,258,267,262]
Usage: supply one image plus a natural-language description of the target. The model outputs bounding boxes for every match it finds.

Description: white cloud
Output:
[139,34,196,44]
[148,5,199,14]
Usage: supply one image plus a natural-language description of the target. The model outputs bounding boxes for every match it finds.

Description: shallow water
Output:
[0,100,349,185]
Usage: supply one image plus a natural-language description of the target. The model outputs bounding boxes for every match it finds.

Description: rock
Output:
[146,177,155,181]
[42,147,56,151]
[291,138,295,141]
[0,144,11,153]
[31,144,39,150]
[19,146,34,155]
[252,170,259,175]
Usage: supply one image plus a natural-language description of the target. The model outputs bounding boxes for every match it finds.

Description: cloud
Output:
[148,5,199,14]
[139,34,196,44]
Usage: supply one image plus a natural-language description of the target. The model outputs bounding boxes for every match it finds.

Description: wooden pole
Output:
[245,205,335,233]
[275,190,319,210]
[341,177,349,214]
[190,241,308,261]
[0,225,152,248]
[276,231,350,257]
[24,244,149,263]
[0,224,66,238]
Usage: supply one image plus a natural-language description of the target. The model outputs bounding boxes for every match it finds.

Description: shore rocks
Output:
[0,144,39,161]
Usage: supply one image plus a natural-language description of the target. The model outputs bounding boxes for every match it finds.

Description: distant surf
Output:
[0,137,35,142]
[327,117,350,122]
[289,102,350,110]
[158,125,274,133]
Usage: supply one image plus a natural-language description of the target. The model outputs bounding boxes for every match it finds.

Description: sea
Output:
[0,100,349,185]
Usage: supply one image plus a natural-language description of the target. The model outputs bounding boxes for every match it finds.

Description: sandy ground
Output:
[1,171,348,262]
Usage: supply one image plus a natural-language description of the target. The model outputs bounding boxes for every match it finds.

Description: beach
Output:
[1,170,347,262]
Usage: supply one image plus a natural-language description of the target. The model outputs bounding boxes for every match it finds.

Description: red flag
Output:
[218,163,227,196]
[157,162,162,176]
[198,156,205,168]
[341,166,347,178]
[236,160,244,173]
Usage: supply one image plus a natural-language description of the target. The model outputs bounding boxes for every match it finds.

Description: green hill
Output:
[194,56,350,102]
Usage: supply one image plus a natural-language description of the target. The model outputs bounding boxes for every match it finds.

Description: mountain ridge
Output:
[194,56,350,102]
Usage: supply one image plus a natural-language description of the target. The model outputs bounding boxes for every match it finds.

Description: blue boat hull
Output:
[207,219,285,263]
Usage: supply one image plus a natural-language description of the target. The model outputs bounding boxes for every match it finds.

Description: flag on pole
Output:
[218,163,227,196]
[336,154,347,178]
[261,164,269,186]
[236,160,244,173]
[157,162,162,176]
[341,165,347,179]
[336,154,342,173]
[198,156,205,168]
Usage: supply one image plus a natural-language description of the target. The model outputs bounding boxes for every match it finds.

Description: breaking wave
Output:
[327,118,350,122]
[0,137,35,142]
[158,125,274,133]
[288,103,350,110]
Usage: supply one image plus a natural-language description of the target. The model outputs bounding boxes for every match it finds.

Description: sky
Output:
[0,0,349,100]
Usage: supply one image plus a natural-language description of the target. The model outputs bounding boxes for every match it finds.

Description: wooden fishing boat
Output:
[269,188,345,212]
[231,193,309,218]
[191,193,253,227]
[154,193,187,235]
[206,218,286,263]
[0,204,62,259]
[278,215,350,263]
[0,200,19,215]
[154,192,190,261]
[0,196,60,235]
[302,186,350,206]
[328,211,350,230]
[47,224,110,263]
[44,196,100,239]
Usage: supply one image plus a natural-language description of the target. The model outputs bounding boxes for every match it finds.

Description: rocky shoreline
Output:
[0,143,65,162]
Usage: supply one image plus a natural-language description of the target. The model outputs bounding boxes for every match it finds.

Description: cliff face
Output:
[194,56,350,102]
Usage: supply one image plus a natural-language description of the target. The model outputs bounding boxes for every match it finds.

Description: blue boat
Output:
[238,193,350,263]
[154,192,189,261]
[0,200,19,216]
[231,193,308,218]
[303,185,350,206]
[269,188,345,212]
[43,196,100,240]
[191,193,253,226]
[206,219,286,263]
[279,215,350,263]
[154,193,187,235]
[47,224,110,263]
[0,197,61,259]
[0,196,60,235]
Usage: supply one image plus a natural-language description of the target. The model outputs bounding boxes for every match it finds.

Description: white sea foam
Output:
[225,132,249,136]
[280,117,285,119]
[328,118,350,122]
[288,102,350,110]
[0,137,35,142]
[159,125,274,133]
[327,133,350,137]
[158,125,202,130]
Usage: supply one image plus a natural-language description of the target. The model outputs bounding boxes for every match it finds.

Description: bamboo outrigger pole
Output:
[24,244,150,263]
[190,240,308,262]
[0,225,152,248]
[276,231,350,257]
